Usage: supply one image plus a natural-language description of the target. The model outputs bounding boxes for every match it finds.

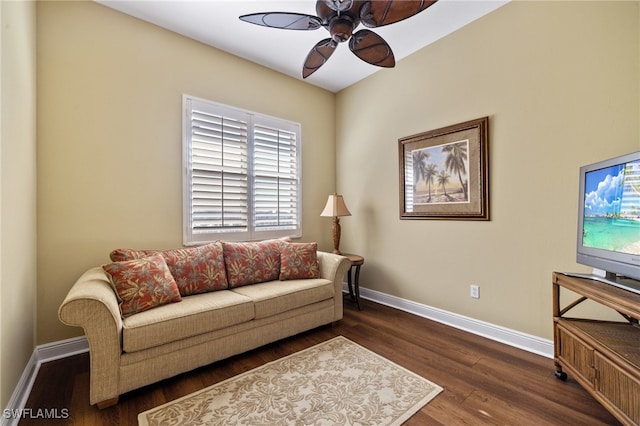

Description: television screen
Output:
[575,151,640,291]
[582,160,640,256]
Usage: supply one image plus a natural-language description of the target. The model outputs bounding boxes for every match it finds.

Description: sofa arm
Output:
[58,267,123,406]
[317,251,351,321]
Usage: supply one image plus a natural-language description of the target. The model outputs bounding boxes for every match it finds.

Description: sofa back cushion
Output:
[222,239,283,288]
[109,242,228,296]
[102,254,182,318]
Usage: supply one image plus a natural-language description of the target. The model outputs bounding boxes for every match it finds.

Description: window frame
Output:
[182,94,302,245]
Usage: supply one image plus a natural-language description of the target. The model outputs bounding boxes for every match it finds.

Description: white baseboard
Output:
[344,284,554,359]
[1,351,38,426]
[1,337,88,426]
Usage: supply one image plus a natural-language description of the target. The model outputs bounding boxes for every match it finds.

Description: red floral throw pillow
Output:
[109,242,228,296]
[279,242,320,280]
[102,255,182,318]
[222,239,283,288]
[109,248,157,262]
[159,242,228,295]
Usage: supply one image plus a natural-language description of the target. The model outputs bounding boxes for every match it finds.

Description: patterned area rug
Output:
[138,336,443,426]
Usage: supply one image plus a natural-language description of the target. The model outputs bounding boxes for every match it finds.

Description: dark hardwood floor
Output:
[20,299,621,425]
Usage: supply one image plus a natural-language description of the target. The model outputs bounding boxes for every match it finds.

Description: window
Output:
[183,95,301,244]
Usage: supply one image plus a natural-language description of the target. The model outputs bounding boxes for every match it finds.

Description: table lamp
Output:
[320,193,351,255]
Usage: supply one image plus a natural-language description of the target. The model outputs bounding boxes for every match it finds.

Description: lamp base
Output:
[332,217,342,255]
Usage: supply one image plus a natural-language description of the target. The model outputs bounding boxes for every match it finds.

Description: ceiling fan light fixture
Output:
[239,0,438,77]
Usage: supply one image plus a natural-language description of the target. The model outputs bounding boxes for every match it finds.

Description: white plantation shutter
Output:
[253,119,299,231]
[189,104,248,233]
[184,96,301,244]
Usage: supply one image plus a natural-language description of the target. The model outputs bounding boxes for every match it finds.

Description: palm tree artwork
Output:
[442,141,469,200]
[437,170,450,198]
[411,140,469,204]
[424,163,438,202]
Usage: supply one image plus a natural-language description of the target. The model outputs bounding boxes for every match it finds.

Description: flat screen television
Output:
[571,150,640,294]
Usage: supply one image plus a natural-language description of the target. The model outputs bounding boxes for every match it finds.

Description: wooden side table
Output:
[342,254,364,310]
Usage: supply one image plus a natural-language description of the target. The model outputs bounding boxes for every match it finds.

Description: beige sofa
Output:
[59,242,350,409]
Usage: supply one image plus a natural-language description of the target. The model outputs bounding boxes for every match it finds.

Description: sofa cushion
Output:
[222,239,283,288]
[231,278,334,319]
[110,242,228,296]
[102,255,182,318]
[121,290,255,352]
[279,242,320,280]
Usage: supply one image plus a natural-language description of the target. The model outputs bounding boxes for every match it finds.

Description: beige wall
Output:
[336,1,639,340]
[1,0,37,409]
[37,1,336,344]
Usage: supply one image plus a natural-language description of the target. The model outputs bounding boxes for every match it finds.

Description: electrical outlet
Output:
[470,285,480,299]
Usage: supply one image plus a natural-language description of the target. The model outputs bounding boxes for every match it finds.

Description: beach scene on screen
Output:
[582,160,640,255]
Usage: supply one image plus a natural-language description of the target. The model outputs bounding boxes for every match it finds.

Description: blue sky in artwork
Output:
[415,140,469,172]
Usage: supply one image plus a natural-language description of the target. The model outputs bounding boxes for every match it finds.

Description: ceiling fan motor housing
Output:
[329,17,357,43]
[317,0,365,43]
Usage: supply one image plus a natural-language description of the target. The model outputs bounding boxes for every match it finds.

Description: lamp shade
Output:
[320,194,351,217]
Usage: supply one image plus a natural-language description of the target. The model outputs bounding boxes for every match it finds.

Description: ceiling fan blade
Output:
[303,38,338,78]
[360,0,437,28]
[239,12,322,30]
[349,29,395,68]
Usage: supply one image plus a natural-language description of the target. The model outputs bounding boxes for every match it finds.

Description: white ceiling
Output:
[98,0,508,93]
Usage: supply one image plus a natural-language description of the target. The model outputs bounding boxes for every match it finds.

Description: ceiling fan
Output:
[239,0,438,78]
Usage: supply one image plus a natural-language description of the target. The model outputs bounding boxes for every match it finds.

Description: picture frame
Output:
[398,117,489,220]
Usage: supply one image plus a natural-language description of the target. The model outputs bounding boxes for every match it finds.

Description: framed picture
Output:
[398,117,489,220]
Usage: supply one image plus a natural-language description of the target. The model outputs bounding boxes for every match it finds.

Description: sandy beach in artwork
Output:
[414,188,467,205]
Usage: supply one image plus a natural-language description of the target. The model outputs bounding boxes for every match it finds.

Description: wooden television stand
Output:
[553,272,640,426]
